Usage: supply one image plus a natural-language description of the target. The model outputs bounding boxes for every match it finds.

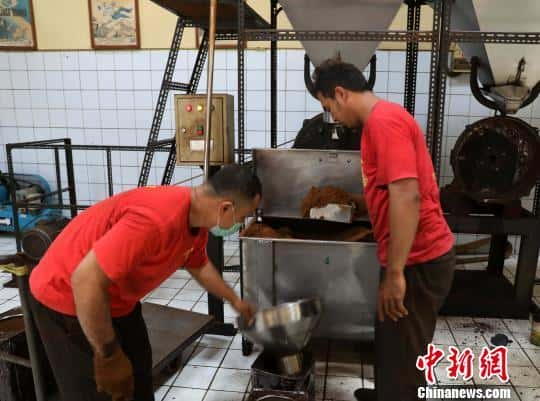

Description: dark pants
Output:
[375,249,456,401]
[29,295,154,401]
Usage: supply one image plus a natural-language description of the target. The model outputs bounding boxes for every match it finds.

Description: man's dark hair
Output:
[207,164,262,205]
[312,58,370,99]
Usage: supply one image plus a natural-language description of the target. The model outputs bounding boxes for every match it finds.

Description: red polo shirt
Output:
[29,186,208,317]
[360,100,453,267]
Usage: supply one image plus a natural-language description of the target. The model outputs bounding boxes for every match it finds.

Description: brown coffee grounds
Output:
[241,222,294,239]
[301,186,367,218]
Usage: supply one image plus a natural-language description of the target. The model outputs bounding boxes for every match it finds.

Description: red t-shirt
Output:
[30,186,208,317]
[360,100,453,267]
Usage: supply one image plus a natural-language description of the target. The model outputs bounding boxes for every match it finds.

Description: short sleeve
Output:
[93,209,160,281]
[184,229,209,269]
[371,117,418,186]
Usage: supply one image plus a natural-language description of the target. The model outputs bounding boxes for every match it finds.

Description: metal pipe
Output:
[0,351,32,369]
[203,0,217,180]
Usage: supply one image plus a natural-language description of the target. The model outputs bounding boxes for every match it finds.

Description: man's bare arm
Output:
[71,250,117,357]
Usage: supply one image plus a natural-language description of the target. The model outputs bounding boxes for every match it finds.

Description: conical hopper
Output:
[279,0,402,70]
[237,298,322,356]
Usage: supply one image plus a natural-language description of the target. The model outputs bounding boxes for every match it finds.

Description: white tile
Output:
[284,50,303,71]
[210,368,250,392]
[198,334,232,349]
[247,50,267,70]
[175,289,204,302]
[0,52,9,70]
[97,90,116,110]
[509,365,540,387]
[432,329,456,346]
[144,298,168,306]
[512,332,539,350]
[168,300,196,310]
[28,71,46,90]
[0,90,14,108]
[192,302,209,315]
[26,53,43,70]
[388,51,406,72]
[325,376,363,401]
[0,109,16,125]
[162,278,188,289]
[448,95,470,116]
[65,91,83,109]
[66,110,83,128]
[114,52,132,70]
[151,50,168,70]
[246,70,266,91]
[372,71,388,93]
[43,53,62,70]
[117,109,136,129]
[203,390,244,401]
[83,110,101,129]
[121,166,140,185]
[115,70,134,90]
[13,90,30,108]
[173,365,217,389]
[505,347,534,367]
[154,386,170,401]
[523,348,540,368]
[61,52,79,70]
[45,71,63,90]
[134,91,153,109]
[96,52,115,70]
[10,71,29,90]
[135,109,152,129]
[0,71,12,89]
[388,72,405,93]
[503,319,530,334]
[15,108,32,125]
[80,71,99,90]
[188,346,227,368]
[185,280,204,291]
[98,70,115,90]
[32,109,50,126]
[100,110,118,129]
[221,348,259,370]
[163,387,206,401]
[116,91,135,109]
[63,71,81,90]
[132,51,151,70]
[133,71,152,90]
[78,51,97,70]
[47,90,65,109]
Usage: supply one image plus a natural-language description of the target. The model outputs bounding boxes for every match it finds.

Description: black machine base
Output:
[440,270,530,319]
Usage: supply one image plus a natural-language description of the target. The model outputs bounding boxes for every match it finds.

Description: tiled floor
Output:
[1,234,539,400]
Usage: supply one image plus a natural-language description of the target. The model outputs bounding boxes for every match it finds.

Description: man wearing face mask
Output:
[28,164,261,401]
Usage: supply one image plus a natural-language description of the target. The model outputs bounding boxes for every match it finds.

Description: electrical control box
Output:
[175,94,234,166]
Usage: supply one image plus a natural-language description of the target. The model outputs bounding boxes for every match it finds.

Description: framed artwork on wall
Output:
[0,0,37,50]
[88,0,140,49]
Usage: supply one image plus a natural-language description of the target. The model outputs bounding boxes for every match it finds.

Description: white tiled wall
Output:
[0,49,538,212]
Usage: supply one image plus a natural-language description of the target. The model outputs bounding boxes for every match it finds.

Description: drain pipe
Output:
[203,0,217,179]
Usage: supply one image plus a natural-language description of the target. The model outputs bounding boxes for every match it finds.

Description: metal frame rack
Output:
[235,0,540,336]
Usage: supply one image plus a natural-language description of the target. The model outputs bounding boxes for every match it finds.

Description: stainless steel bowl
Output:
[236,298,322,356]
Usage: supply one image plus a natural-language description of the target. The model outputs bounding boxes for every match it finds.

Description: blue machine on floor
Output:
[0,172,62,233]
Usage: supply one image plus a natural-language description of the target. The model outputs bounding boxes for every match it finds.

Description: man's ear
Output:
[334,86,347,104]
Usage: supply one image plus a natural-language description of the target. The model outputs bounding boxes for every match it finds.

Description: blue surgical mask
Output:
[210,205,242,237]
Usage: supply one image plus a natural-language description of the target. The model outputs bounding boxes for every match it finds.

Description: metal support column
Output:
[404,0,422,115]
[238,0,246,164]
[270,0,278,148]
[426,0,452,180]
[138,18,186,187]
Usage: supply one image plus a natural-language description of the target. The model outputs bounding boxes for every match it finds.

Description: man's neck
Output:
[355,92,380,124]
[189,186,207,229]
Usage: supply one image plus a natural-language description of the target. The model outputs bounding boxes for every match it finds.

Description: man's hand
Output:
[232,298,256,324]
[377,270,408,322]
[93,341,134,401]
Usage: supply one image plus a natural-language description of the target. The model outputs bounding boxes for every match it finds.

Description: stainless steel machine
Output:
[241,149,379,343]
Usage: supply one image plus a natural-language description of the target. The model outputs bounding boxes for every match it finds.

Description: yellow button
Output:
[197,104,204,112]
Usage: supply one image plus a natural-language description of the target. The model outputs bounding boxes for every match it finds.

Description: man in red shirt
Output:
[313,59,455,401]
[28,164,261,401]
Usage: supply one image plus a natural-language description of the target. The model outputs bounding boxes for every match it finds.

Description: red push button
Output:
[196,125,204,136]
[185,104,193,112]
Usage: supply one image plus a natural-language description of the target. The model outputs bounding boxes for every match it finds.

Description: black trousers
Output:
[29,295,154,401]
[375,249,456,401]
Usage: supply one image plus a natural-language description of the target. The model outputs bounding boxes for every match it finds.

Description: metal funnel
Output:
[237,298,322,356]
